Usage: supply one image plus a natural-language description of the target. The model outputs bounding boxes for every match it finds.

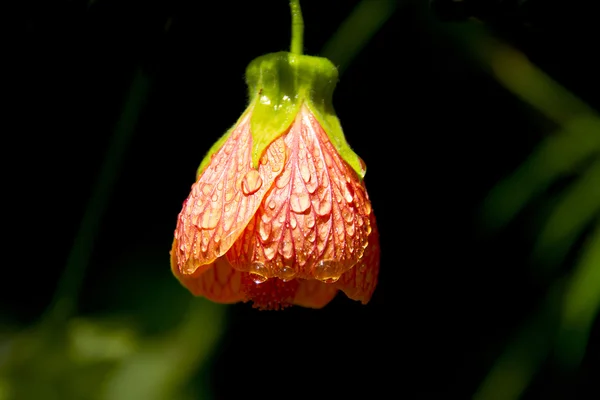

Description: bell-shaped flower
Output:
[171,52,379,310]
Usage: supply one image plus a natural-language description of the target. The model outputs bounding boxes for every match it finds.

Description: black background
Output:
[7,0,600,398]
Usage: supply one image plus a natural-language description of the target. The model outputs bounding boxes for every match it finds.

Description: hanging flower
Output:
[170,2,379,310]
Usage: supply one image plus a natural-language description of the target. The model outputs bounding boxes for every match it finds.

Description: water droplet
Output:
[346,222,355,236]
[359,156,366,173]
[316,159,324,171]
[355,246,365,260]
[317,200,332,216]
[200,209,220,229]
[343,183,354,203]
[289,216,297,229]
[281,240,293,259]
[279,265,297,281]
[323,152,333,168]
[363,201,372,215]
[201,183,214,196]
[290,192,310,213]
[268,200,277,210]
[305,213,315,228]
[276,168,291,189]
[300,163,311,183]
[342,209,353,223]
[261,213,271,224]
[260,94,271,105]
[264,244,277,260]
[201,235,210,252]
[259,221,271,241]
[313,260,342,283]
[356,215,364,227]
[249,262,269,284]
[242,169,263,195]
[217,181,224,191]
[211,193,218,202]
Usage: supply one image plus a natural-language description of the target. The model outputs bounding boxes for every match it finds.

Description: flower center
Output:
[241,274,299,310]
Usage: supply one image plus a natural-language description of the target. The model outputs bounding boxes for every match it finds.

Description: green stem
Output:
[290,0,304,55]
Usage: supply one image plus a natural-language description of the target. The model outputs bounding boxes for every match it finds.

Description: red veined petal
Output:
[173,111,286,276]
[228,104,373,283]
[292,279,339,309]
[171,238,245,303]
[335,213,380,304]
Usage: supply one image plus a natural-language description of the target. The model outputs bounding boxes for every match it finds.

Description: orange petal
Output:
[173,111,286,276]
[228,105,373,283]
[335,213,380,304]
[293,279,339,309]
[171,238,245,303]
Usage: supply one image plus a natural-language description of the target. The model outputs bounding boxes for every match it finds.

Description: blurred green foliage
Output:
[449,21,600,400]
[0,299,225,400]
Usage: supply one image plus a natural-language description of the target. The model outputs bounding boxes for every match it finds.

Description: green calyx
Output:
[246,51,365,179]
[196,52,365,180]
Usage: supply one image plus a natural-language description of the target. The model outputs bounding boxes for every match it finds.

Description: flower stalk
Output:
[290,0,304,55]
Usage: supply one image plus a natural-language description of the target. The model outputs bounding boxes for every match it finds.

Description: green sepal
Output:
[245,52,366,178]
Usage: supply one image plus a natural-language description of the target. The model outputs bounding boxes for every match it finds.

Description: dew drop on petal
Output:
[363,200,372,216]
[279,265,297,281]
[259,221,271,241]
[343,183,354,203]
[313,259,343,283]
[290,192,311,213]
[202,184,214,196]
[249,262,269,284]
[242,169,263,195]
[317,200,332,216]
[346,223,355,236]
[358,156,367,174]
[275,168,292,189]
[281,240,293,259]
[305,213,315,228]
[355,246,365,261]
[300,163,311,183]
[201,235,210,252]
[356,215,364,227]
[200,210,220,229]
[264,243,277,260]
[342,208,353,223]
[225,189,234,202]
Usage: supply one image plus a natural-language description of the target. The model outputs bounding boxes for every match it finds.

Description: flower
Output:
[170,52,379,310]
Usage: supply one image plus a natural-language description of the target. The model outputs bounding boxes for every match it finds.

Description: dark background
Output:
[6,0,599,398]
